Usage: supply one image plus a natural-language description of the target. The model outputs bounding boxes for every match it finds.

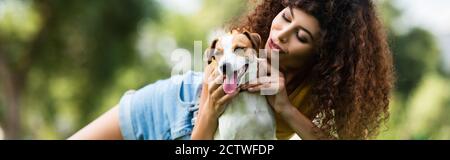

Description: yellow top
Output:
[275,82,312,140]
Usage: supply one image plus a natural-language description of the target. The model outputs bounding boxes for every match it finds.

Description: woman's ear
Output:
[243,31,262,49]
[204,38,218,64]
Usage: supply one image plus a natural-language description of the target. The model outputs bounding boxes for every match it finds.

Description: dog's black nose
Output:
[221,62,232,75]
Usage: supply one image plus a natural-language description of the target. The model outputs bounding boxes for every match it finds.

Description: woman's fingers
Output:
[246,76,280,92]
[207,73,222,94]
[216,88,240,106]
[241,83,259,90]
[242,76,271,90]
[248,83,277,92]
[203,64,215,82]
[210,85,225,101]
[247,84,269,92]
[207,69,218,82]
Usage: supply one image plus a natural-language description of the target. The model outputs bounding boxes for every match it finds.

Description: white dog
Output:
[204,30,276,140]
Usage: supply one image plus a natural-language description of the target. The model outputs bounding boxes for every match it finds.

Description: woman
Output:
[69,0,394,140]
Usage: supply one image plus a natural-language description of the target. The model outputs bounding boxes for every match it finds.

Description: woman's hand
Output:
[242,59,332,140]
[191,64,240,140]
[202,65,240,118]
[242,59,293,115]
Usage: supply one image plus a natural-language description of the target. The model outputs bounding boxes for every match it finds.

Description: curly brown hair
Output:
[229,0,395,139]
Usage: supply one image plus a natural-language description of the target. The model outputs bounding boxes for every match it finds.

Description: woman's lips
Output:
[268,38,285,53]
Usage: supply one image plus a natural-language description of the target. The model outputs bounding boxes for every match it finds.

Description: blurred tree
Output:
[379,0,441,99]
[0,0,158,139]
[392,27,440,99]
[377,0,449,139]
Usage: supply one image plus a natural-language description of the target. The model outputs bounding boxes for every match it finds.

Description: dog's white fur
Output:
[212,34,277,140]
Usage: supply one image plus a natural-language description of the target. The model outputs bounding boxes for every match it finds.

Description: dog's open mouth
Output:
[223,64,248,94]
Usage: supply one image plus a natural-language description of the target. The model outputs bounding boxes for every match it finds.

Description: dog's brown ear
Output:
[204,38,218,64]
[243,31,262,49]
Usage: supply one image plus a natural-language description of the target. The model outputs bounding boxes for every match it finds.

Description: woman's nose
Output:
[275,26,291,44]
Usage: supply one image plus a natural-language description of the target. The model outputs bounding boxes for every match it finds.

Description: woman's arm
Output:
[279,104,332,140]
[190,104,219,140]
[191,81,218,139]
[68,105,123,140]
[247,80,330,140]
[243,59,332,140]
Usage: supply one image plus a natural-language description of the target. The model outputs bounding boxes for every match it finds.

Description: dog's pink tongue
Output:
[223,72,238,94]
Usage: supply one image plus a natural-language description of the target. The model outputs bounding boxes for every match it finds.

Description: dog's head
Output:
[205,30,262,94]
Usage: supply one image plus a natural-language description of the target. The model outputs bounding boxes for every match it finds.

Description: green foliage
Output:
[392,27,440,99]
[0,0,160,138]
[0,0,448,139]
[376,0,450,139]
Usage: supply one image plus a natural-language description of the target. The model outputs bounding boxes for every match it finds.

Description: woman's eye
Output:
[297,32,309,43]
[298,36,308,43]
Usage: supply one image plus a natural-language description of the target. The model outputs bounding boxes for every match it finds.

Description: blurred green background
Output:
[0,0,449,140]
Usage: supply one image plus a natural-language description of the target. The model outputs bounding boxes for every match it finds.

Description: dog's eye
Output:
[234,47,245,54]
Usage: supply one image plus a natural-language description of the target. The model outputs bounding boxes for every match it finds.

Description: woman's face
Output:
[265,7,320,71]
